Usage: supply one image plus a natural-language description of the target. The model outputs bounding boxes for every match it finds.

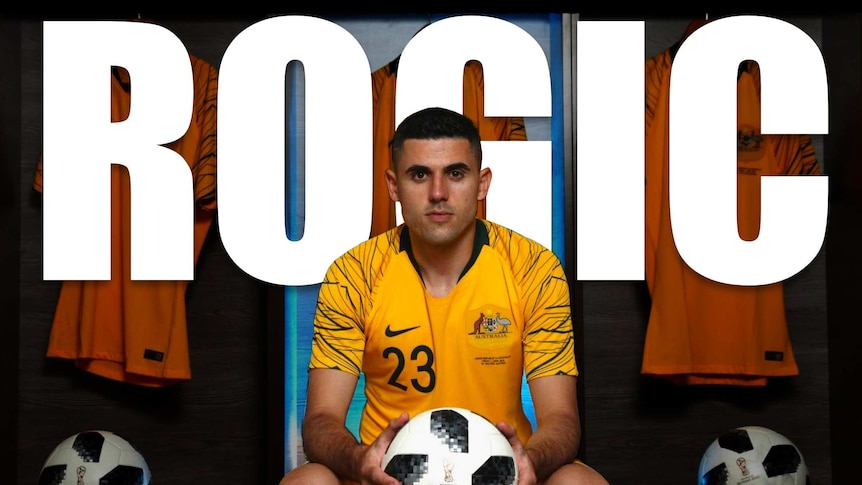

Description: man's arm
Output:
[301,368,407,484]
[525,374,582,481]
[301,368,365,479]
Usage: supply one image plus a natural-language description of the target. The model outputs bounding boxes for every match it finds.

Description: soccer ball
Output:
[698,425,810,485]
[38,430,151,485]
[381,407,517,485]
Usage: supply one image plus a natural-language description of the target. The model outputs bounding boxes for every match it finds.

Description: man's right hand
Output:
[360,412,410,485]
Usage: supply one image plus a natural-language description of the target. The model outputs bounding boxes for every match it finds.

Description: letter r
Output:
[42,21,194,280]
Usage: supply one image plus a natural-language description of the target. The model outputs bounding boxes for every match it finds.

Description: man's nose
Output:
[429,174,448,201]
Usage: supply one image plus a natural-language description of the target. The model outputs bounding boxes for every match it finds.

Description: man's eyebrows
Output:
[444,162,471,171]
[405,164,429,174]
[404,162,471,173]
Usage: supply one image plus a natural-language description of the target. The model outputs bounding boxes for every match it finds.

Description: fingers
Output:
[497,421,528,459]
[390,412,409,430]
[497,421,524,452]
[365,466,402,485]
[364,413,410,485]
[495,422,536,485]
[376,412,409,448]
[496,421,517,439]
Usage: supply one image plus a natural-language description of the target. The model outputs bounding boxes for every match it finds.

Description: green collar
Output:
[399,219,489,282]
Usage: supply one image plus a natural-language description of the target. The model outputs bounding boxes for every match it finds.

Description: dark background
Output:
[2,13,858,485]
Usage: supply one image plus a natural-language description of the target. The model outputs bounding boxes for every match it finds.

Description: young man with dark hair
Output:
[280,107,608,485]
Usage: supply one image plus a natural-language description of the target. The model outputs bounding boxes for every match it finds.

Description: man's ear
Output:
[477,167,492,201]
[385,168,400,202]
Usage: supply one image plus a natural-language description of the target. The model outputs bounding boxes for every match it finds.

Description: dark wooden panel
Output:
[1,17,22,485]
[822,14,862,485]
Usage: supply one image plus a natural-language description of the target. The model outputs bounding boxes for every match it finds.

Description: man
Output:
[279,107,608,485]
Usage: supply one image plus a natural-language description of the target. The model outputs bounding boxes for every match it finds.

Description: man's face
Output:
[386,137,491,248]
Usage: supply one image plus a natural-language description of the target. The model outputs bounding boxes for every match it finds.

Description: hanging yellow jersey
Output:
[643,38,820,386]
[34,55,218,386]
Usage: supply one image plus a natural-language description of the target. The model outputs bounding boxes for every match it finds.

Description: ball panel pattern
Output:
[430,409,470,453]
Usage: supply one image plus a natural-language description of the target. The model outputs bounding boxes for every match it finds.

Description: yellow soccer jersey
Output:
[643,33,820,386]
[309,219,577,446]
[34,56,218,386]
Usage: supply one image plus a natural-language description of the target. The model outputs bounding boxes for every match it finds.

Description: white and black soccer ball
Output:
[381,407,517,485]
[38,430,151,485]
[698,425,810,485]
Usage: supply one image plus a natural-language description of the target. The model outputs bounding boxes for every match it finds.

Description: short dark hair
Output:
[389,107,482,169]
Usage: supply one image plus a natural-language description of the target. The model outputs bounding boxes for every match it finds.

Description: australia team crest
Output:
[467,306,514,341]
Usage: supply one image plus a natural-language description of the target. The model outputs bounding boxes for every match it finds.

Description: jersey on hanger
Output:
[34,55,218,387]
[643,41,820,386]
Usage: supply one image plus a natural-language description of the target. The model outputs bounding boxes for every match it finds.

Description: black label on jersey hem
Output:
[144,349,165,362]
[764,351,784,362]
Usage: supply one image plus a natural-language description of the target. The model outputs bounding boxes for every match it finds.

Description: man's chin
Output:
[414,223,474,248]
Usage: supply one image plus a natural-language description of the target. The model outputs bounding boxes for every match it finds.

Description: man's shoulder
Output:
[330,226,401,268]
[483,219,550,253]
[482,220,563,273]
[481,221,568,296]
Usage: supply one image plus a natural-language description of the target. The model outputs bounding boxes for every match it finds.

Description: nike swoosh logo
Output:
[385,324,420,337]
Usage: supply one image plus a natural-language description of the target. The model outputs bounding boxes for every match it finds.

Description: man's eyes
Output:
[408,169,465,180]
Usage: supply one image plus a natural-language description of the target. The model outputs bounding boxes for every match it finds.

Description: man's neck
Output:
[412,233,474,298]
[402,221,482,298]
[400,220,488,297]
